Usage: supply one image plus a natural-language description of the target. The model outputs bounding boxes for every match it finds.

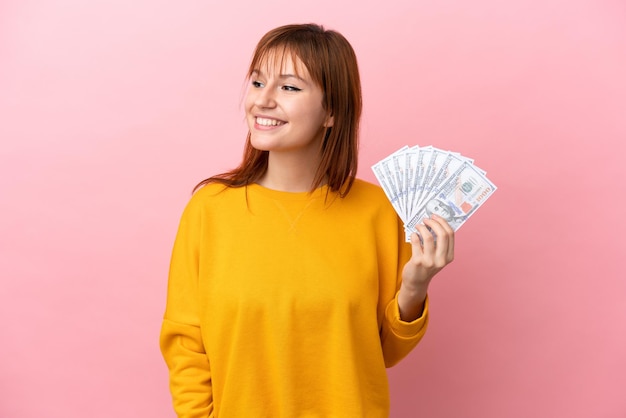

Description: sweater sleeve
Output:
[379,214,430,368]
[159,196,213,417]
[381,293,429,367]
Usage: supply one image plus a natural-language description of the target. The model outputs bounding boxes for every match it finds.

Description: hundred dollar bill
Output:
[415,148,447,210]
[402,146,420,222]
[417,151,471,210]
[407,146,432,219]
[392,146,423,222]
[371,146,408,221]
[404,161,497,241]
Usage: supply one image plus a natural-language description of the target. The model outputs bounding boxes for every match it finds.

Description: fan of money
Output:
[371,145,497,242]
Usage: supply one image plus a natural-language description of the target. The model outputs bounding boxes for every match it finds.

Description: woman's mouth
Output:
[255,117,285,127]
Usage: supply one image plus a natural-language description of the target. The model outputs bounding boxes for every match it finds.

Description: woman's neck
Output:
[258,151,324,192]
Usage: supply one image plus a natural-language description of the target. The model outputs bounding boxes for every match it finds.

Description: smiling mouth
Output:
[256,117,285,127]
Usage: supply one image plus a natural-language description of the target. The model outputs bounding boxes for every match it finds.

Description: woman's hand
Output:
[397,214,455,321]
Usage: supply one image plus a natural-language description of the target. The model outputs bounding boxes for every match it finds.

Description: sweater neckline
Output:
[247,183,331,202]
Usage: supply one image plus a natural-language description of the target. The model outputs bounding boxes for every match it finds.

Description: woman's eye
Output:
[282,85,302,92]
[251,80,264,88]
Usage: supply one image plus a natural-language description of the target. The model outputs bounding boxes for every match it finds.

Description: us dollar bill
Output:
[371,146,408,221]
[404,161,497,241]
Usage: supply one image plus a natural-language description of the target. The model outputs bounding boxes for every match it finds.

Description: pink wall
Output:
[1,0,625,417]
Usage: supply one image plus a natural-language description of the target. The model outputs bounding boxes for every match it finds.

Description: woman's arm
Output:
[160,319,213,417]
[160,198,213,417]
[398,215,455,321]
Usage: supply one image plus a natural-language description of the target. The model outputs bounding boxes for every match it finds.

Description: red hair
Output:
[194,24,362,197]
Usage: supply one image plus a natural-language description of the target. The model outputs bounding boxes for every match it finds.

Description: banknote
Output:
[371,146,407,219]
[371,145,496,242]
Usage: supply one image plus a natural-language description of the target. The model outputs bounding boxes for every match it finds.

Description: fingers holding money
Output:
[423,215,455,263]
[399,215,456,321]
[405,215,455,281]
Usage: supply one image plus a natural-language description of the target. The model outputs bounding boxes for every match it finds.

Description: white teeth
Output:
[256,117,284,126]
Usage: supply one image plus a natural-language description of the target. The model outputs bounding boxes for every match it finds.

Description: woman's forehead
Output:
[253,48,308,76]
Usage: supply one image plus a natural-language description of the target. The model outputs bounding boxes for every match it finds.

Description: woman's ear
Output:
[323,114,334,128]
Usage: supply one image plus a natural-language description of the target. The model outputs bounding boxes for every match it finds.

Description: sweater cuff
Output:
[386,293,429,338]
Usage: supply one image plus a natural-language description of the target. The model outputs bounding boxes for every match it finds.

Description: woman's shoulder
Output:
[192,182,231,198]
[344,178,394,211]
[349,178,387,201]
[183,182,241,211]
[344,178,400,227]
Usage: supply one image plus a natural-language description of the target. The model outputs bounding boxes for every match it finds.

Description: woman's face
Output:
[245,51,332,157]
[425,199,453,220]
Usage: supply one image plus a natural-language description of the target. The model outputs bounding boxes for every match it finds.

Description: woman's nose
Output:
[254,86,276,108]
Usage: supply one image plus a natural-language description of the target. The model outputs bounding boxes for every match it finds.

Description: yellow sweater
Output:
[160,179,429,418]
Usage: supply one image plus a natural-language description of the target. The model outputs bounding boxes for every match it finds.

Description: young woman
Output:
[160,23,455,418]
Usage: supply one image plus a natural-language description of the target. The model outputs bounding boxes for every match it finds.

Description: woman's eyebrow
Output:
[251,69,308,84]
[279,73,305,82]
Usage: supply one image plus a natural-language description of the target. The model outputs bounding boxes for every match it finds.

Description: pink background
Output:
[1,0,625,417]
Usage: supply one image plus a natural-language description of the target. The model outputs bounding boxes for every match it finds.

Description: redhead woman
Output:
[160,23,455,418]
